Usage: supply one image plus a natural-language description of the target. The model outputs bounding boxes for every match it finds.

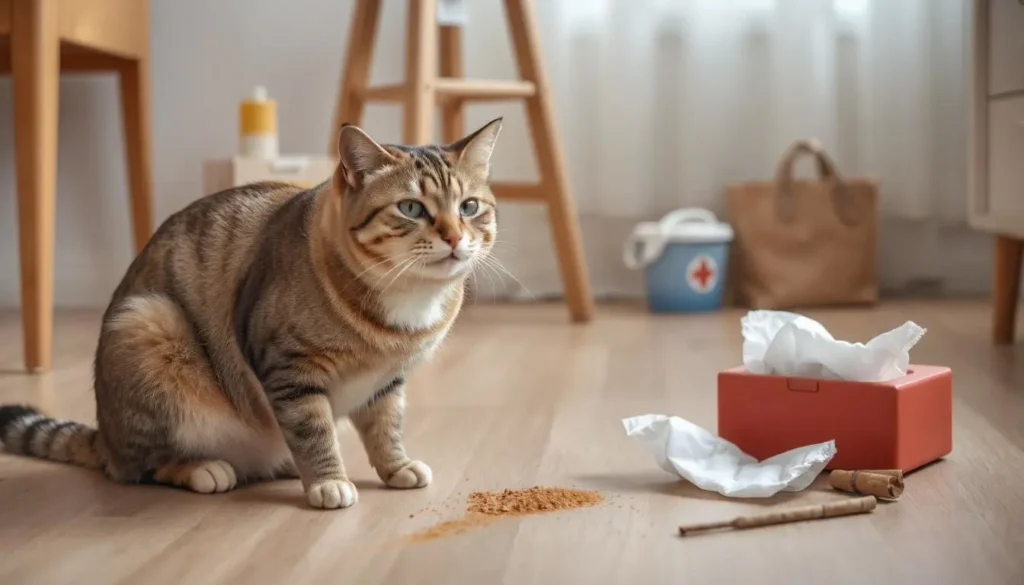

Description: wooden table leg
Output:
[119,57,154,254]
[12,0,60,372]
[993,235,1023,345]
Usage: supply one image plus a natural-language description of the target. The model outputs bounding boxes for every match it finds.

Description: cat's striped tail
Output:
[0,405,103,469]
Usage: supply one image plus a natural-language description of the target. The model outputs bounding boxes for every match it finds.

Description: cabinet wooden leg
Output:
[119,57,154,254]
[993,235,1023,345]
[12,0,60,372]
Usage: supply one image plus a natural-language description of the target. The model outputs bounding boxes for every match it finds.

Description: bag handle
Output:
[623,208,720,269]
[774,139,861,226]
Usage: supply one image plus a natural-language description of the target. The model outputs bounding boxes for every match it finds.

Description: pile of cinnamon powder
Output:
[406,486,604,543]
[468,487,604,516]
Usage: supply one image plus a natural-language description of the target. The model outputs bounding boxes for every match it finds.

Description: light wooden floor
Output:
[0,301,1022,584]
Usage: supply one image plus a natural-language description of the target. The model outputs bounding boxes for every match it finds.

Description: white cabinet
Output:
[987,97,1024,218]
[969,0,1024,345]
[969,0,1024,239]
[989,0,1024,96]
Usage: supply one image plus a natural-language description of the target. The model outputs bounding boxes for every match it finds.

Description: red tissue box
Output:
[717,365,952,472]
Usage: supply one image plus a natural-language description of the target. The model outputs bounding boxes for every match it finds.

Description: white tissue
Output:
[742,310,926,382]
[622,414,835,498]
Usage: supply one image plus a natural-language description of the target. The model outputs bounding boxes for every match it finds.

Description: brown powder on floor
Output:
[467,487,604,516]
[404,486,603,543]
[404,512,499,542]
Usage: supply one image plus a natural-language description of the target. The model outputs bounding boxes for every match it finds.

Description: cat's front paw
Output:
[306,479,359,509]
[384,460,432,489]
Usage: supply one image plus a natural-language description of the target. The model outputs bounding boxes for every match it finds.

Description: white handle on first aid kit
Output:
[622,208,723,270]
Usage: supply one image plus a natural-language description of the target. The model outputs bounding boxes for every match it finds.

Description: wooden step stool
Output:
[329,0,594,323]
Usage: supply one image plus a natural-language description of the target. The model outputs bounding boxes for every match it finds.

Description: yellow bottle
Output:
[238,86,278,159]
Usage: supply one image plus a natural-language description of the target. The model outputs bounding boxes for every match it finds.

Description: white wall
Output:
[0,0,1002,309]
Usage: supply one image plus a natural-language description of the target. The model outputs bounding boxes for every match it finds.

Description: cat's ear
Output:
[336,124,394,190]
[448,117,503,175]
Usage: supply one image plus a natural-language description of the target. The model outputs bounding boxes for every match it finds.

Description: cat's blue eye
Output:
[460,199,480,217]
[397,200,426,219]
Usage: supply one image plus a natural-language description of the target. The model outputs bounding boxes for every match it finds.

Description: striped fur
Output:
[0,119,503,509]
[0,405,102,469]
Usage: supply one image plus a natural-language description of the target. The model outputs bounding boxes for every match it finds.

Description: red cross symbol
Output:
[691,259,714,288]
[686,256,717,293]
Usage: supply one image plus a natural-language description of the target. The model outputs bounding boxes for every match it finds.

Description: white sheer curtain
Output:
[461,0,974,301]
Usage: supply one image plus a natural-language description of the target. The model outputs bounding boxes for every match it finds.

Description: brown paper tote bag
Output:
[725,140,878,309]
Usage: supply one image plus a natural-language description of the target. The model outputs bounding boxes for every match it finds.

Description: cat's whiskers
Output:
[488,237,518,251]
[368,254,417,289]
[352,251,413,281]
[475,254,535,300]
[471,251,500,299]
[377,254,425,299]
[336,251,417,298]
[360,256,418,311]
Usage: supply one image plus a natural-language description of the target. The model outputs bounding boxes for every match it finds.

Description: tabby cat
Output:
[0,118,503,509]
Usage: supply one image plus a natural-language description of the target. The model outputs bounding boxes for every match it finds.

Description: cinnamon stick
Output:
[678,496,877,536]
[828,470,904,500]
[864,469,904,478]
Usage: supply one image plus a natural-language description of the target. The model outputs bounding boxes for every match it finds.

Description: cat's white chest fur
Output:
[326,284,454,414]
[329,368,397,415]
[379,285,450,331]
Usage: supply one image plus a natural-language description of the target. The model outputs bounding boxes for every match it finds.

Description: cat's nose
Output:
[443,234,460,249]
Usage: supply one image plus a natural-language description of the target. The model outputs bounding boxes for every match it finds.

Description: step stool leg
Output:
[440,24,464,142]
[404,0,438,145]
[330,0,383,152]
[504,0,594,323]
